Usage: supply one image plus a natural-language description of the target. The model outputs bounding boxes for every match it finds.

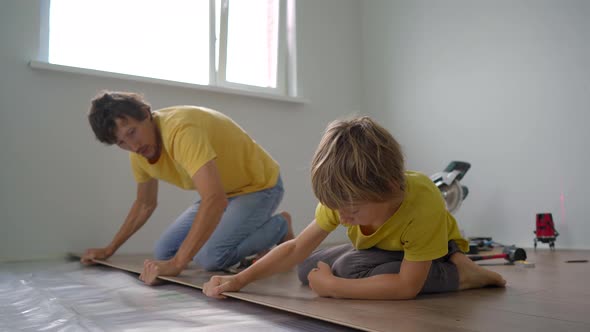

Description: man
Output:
[82,91,293,285]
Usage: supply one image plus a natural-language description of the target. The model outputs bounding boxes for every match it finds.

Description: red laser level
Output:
[534,213,559,250]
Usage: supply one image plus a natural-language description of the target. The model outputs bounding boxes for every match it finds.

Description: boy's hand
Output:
[307,261,336,297]
[203,275,243,299]
[139,259,183,285]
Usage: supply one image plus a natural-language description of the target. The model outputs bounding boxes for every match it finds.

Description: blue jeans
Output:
[154,176,288,271]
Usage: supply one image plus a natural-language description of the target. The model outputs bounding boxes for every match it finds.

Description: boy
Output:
[203,116,505,300]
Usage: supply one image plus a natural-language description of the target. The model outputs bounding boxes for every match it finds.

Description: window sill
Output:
[29,61,308,104]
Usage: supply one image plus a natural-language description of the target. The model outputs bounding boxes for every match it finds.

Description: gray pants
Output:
[297,241,461,294]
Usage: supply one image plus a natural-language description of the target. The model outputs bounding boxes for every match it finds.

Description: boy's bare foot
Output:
[450,252,507,290]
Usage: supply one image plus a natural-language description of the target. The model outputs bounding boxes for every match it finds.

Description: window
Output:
[42,0,297,97]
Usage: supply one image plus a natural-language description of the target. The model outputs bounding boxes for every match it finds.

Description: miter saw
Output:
[430,161,489,253]
[430,161,471,214]
[431,161,526,259]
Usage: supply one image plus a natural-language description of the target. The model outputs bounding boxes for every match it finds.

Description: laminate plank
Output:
[71,249,590,332]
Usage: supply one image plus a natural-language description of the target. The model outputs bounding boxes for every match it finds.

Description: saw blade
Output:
[440,182,463,213]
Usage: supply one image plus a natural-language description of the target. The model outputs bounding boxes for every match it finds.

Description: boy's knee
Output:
[332,255,367,279]
[332,262,354,279]
[296,264,311,284]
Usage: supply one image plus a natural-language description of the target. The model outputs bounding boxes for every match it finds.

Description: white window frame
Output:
[32,0,303,103]
[215,0,288,95]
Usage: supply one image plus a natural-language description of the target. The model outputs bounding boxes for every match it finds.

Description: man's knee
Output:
[197,248,236,271]
[153,241,174,261]
[199,257,225,271]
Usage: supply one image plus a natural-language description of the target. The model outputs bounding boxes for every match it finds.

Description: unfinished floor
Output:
[2,249,589,331]
[0,259,354,331]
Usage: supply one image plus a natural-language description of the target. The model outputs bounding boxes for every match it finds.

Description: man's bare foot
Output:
[450,252,507,290]
[252,212,295,262]
[279,211,295,243]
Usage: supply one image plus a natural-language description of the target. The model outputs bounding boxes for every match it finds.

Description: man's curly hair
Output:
[88,91,151,144]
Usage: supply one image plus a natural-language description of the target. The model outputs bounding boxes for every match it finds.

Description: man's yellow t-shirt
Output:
[129,106,279,197]
[315,171,469,261]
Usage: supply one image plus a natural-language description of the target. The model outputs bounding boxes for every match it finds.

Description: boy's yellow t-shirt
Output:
[129,106,279,197]
[315,171,469,261]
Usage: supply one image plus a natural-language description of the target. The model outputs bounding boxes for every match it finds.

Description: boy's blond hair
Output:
[311,116,405,209]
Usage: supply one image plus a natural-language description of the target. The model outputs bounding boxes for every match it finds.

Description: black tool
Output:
[468,245,527,263]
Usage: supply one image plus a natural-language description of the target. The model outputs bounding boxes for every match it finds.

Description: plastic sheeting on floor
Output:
[0,259,353,331]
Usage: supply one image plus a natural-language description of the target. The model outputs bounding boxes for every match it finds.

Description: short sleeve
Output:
[129,154,152,183]
[401,211,449,261]
[171,126,217,177]
[314,203,340,232]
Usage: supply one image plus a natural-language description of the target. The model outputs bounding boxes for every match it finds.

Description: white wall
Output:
[4,0,587,262]
[361,0,590,249]
[0,0,361,261]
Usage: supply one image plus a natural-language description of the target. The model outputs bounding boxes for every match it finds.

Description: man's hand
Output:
[80,247,113,265]
[139,259,183,285]
[203,275,244,299]
[307,261,337,297]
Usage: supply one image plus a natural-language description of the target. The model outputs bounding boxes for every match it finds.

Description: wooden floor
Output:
[84,249,590,332]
